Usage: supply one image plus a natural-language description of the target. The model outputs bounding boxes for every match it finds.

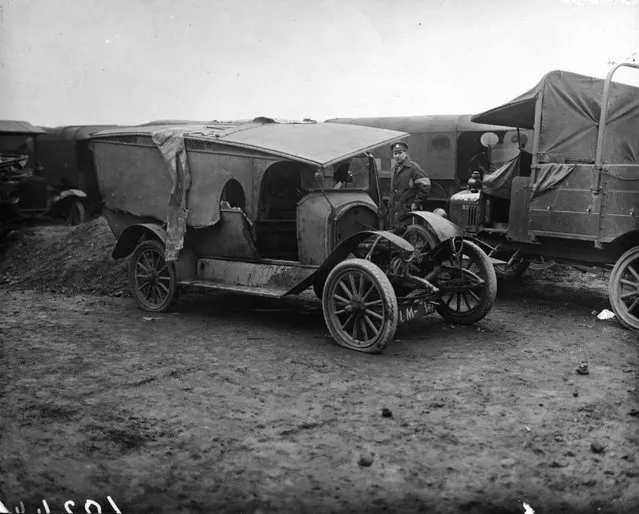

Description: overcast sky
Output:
[1,0,637,126]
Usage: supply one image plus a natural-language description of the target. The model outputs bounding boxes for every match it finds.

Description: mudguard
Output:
[55,189,87,201]
[285,230,414,296]
[112,223,167,259]
[398,211,463,243]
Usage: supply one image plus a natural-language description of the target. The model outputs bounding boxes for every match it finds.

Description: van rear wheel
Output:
[609,246,639,331]
[128,239,177,312]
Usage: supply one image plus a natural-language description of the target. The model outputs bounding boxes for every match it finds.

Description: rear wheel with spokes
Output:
[128,239,177,312]
[433,241,497,324]
[609,246,639,331]
[322,258,398,353]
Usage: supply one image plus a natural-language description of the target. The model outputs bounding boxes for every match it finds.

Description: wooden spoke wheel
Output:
[433,240,497,324]
[128,239,177,312]
[609,246,639,331]
[322,258,398,353]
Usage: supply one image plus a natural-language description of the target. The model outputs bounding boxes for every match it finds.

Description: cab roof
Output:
[92,118,408,167]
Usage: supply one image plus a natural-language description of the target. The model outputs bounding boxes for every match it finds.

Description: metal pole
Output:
[595,62,639,166]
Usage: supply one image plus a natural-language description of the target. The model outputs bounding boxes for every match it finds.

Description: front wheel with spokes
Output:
[432,240,497,324]
[128,239,177,312]
[322,258,398,353]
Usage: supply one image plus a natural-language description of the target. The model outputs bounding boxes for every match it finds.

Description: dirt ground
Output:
[0,219,638,514]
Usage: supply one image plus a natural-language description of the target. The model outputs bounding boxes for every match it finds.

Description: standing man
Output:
[386,141,431,227]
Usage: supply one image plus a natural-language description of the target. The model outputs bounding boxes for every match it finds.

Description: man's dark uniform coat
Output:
[387,158,431,226]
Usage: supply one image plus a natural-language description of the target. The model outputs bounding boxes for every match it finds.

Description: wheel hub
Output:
[344,296,365,313]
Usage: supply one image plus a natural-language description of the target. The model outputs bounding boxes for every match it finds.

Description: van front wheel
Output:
[322,258,398,353]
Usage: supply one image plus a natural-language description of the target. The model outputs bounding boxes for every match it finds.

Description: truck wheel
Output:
[434,240,497,324]
[494,255,530,278]
[322,258,398,353]
[66,199,85,225]
[128,239,177,312]
[609,246,639,331]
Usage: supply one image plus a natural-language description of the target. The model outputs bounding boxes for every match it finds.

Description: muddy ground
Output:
[0,219,638,514]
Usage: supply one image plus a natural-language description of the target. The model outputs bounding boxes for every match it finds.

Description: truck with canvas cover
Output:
[90,118,497,353]
[447,63,639,331]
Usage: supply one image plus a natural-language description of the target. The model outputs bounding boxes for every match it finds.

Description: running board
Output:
[192,258,317,294]
[179,280,291,298]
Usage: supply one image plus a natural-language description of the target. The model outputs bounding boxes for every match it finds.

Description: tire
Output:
[128,239,177,312]
[609,246,639,331]
[494,255,530,279]
[322,258,398,353]
[433,240,497,324]
[66,198,86,225]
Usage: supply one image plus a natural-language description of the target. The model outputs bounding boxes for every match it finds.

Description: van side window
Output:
[220,179,246,210]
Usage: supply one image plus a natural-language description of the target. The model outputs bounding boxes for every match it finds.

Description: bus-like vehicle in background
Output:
[327,114,530,212]
[35,125,120,217]
[0,120,88,230]
[447,63,639,331]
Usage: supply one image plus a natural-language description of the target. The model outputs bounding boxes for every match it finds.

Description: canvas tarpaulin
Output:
[483,151,575,200]
[530,163,576,199]
[482,153,521,199]
[472,70,639,165]
[151,127,193,261]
